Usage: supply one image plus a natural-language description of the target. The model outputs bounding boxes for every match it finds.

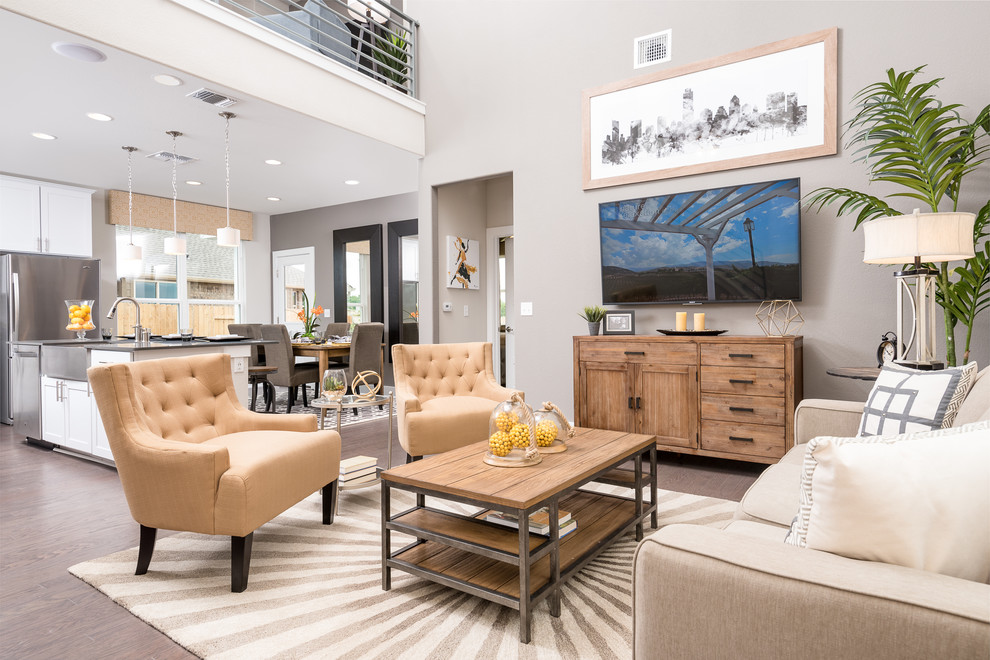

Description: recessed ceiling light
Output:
[265,159,282,166]
[31,132,57,140]
[185,180,202,186]
[51,41,106,62]
[344,179,360,185]
[267,196,281,201]
[86,112,113,122]
[153,74,183,86]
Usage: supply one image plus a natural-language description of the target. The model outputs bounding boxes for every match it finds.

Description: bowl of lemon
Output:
[65,299,96,340]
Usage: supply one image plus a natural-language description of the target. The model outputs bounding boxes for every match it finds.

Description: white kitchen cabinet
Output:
[0,175,94,256]
[41,376,94,454]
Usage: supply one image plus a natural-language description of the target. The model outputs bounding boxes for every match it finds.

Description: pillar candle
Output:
[675,312,687,332]
[694,313,706,331]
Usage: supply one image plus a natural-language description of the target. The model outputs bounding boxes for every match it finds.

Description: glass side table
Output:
[310,392,394,491]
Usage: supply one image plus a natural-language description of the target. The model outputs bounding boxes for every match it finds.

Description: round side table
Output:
[310,392,394,491]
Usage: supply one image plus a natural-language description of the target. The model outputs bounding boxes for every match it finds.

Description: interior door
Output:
[487,226,515,387]
[272,247,315,335]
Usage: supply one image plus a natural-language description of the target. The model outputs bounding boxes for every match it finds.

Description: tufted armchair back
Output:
[391,342,523,457]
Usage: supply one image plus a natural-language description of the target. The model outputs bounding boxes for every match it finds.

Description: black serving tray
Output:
[656,329,728,336]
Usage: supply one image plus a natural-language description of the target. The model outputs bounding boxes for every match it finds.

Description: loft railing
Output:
[211,0,419,98]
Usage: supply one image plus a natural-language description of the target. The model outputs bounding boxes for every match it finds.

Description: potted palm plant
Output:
[805,66,989,365]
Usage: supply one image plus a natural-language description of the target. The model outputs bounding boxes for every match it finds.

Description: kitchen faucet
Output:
[107,297,146,343]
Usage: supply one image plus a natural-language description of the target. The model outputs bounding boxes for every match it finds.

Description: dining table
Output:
[291,340,385,381]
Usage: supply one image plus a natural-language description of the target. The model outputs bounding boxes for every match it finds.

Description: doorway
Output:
[487,226,514,387]
[272,247,315,335]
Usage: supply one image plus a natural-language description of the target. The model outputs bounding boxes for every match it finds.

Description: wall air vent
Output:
[186,87,239,108]
[634,29,671,69]
[145,151,198,165]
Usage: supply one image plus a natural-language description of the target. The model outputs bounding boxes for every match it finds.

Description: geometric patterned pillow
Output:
[857,361,978,437]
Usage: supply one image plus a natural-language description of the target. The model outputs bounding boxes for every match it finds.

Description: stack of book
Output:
[339,455,378,486]
[484,507,577,538]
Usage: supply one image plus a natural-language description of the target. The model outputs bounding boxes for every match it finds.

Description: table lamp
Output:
[863,209,975,370]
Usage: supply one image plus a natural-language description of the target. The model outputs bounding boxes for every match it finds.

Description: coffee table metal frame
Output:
[311,392,394,489]
[380,429,657,643]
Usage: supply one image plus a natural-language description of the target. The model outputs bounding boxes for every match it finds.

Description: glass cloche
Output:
[533,401,572,453]
[484,393,542,467]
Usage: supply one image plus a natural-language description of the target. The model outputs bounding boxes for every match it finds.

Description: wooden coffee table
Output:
[380,427,657,643]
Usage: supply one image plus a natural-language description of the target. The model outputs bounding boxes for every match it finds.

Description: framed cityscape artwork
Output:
[582,27,837,190]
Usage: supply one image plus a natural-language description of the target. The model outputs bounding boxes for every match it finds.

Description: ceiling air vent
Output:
[186,87,239,108]
[634,29,671,69]
[145,151,198,165]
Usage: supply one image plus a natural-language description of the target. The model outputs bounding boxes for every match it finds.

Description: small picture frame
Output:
[603,310,636,335]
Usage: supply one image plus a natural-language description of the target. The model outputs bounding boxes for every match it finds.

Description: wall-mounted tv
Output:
[599,177,801,305]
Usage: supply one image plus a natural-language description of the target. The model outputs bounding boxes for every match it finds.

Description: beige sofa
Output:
[632,369,990,659]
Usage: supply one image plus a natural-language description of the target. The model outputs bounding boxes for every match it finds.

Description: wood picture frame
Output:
[603,310,636,335]
[582,27,837,190]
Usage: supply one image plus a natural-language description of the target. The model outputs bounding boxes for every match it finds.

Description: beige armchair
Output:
[87,353,341,592]
[391,342,522,460]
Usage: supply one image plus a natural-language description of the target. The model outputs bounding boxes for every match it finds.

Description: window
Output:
[114,227,240,336]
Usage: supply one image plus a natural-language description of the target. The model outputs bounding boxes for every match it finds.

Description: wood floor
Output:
[0,416,764,659]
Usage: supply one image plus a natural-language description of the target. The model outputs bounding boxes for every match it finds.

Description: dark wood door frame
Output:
[332,224,383,324]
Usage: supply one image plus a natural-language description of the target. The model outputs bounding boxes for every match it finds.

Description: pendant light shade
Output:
[164,130,186,256]
[121,145,143,262]
[216,111,241,247]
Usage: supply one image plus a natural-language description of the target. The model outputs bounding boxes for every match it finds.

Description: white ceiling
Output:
[0,8,420,216]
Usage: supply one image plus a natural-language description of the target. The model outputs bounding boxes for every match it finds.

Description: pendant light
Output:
[163,130,186,256]
[120,146,142,262]
[216,111,240,247]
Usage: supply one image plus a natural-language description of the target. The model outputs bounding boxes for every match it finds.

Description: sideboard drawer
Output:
[701,344,785,368]
[701,420,786,459]
[701,393,786,426]
[579,341,697,365]
[700,366,785,397]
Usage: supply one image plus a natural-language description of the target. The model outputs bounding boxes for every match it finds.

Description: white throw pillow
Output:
[785,421,990,583]
[858,362,978,437]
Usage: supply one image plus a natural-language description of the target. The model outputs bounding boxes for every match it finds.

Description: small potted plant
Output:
[578,305,606,336]
[292,292,323,342]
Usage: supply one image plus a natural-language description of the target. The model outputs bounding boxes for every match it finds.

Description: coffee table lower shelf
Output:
[385,490,639,613]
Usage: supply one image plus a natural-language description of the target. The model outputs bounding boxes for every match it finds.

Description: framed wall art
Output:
[603,310,636,335]
[446,235,480,289]
[582,27,837,190]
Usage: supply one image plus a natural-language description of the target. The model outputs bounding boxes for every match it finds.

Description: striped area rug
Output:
[69,486,735,659]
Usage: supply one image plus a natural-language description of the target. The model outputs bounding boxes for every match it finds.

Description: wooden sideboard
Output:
[573,335,803,464]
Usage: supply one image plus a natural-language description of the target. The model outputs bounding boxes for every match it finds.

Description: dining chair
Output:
[322,322,351,341]
[229,323,276,412]
[344,322,384,392]
[260,324,320,413]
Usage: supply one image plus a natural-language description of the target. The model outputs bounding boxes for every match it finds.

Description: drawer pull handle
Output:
[624,351,645,356]
[729,379,755,384]
[729,436,755,442]
[628,397,634,409]
[729,406,755,413]
[636,396,642,410]
[728,353,754,358]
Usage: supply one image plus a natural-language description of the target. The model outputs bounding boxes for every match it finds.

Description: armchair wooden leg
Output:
[322,481,338,524]
[231,533,254,593]
[136,525,157,575]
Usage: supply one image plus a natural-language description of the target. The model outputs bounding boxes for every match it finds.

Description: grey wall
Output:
[269,191,418,323]
[409,0,990,419]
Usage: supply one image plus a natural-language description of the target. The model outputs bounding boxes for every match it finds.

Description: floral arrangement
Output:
[293,292,323,341]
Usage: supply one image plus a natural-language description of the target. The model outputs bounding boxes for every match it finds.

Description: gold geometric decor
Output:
[756,300,805,336]
[350,370,382,400]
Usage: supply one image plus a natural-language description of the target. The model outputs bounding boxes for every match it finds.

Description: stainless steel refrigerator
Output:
[1,252,101,425]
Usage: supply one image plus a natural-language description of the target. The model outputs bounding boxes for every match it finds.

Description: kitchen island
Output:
[27,337,269,465]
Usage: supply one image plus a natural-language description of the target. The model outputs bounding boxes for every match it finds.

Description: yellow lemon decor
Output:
[65,299,96,339]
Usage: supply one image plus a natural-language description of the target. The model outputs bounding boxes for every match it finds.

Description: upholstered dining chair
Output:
[87,353,341,592]
[391,342,522,461]
[260,324,320,413]
[228,323,275,412]
[344,322,385,391]
[322,322,351,341]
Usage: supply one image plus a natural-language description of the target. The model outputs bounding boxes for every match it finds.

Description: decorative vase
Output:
[321,369,347,401]
[588,321,601,336]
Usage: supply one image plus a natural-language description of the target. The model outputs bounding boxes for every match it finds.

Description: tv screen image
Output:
[599,177,801,305]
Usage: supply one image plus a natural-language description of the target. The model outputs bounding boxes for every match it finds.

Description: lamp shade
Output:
[217,226,240,247]
[120,242,142,261]
[163,235,186,256]
[863,210,976,264]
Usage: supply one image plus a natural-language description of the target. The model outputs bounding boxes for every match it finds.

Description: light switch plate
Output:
[520,302,533,316]
[463,305,469,317]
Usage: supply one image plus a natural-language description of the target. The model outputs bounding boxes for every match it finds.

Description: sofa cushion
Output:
[858,362,978,437]
[734,443,804,527]
[786,421,990,583]
[724,520,789,542]
[955,367,990,426]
